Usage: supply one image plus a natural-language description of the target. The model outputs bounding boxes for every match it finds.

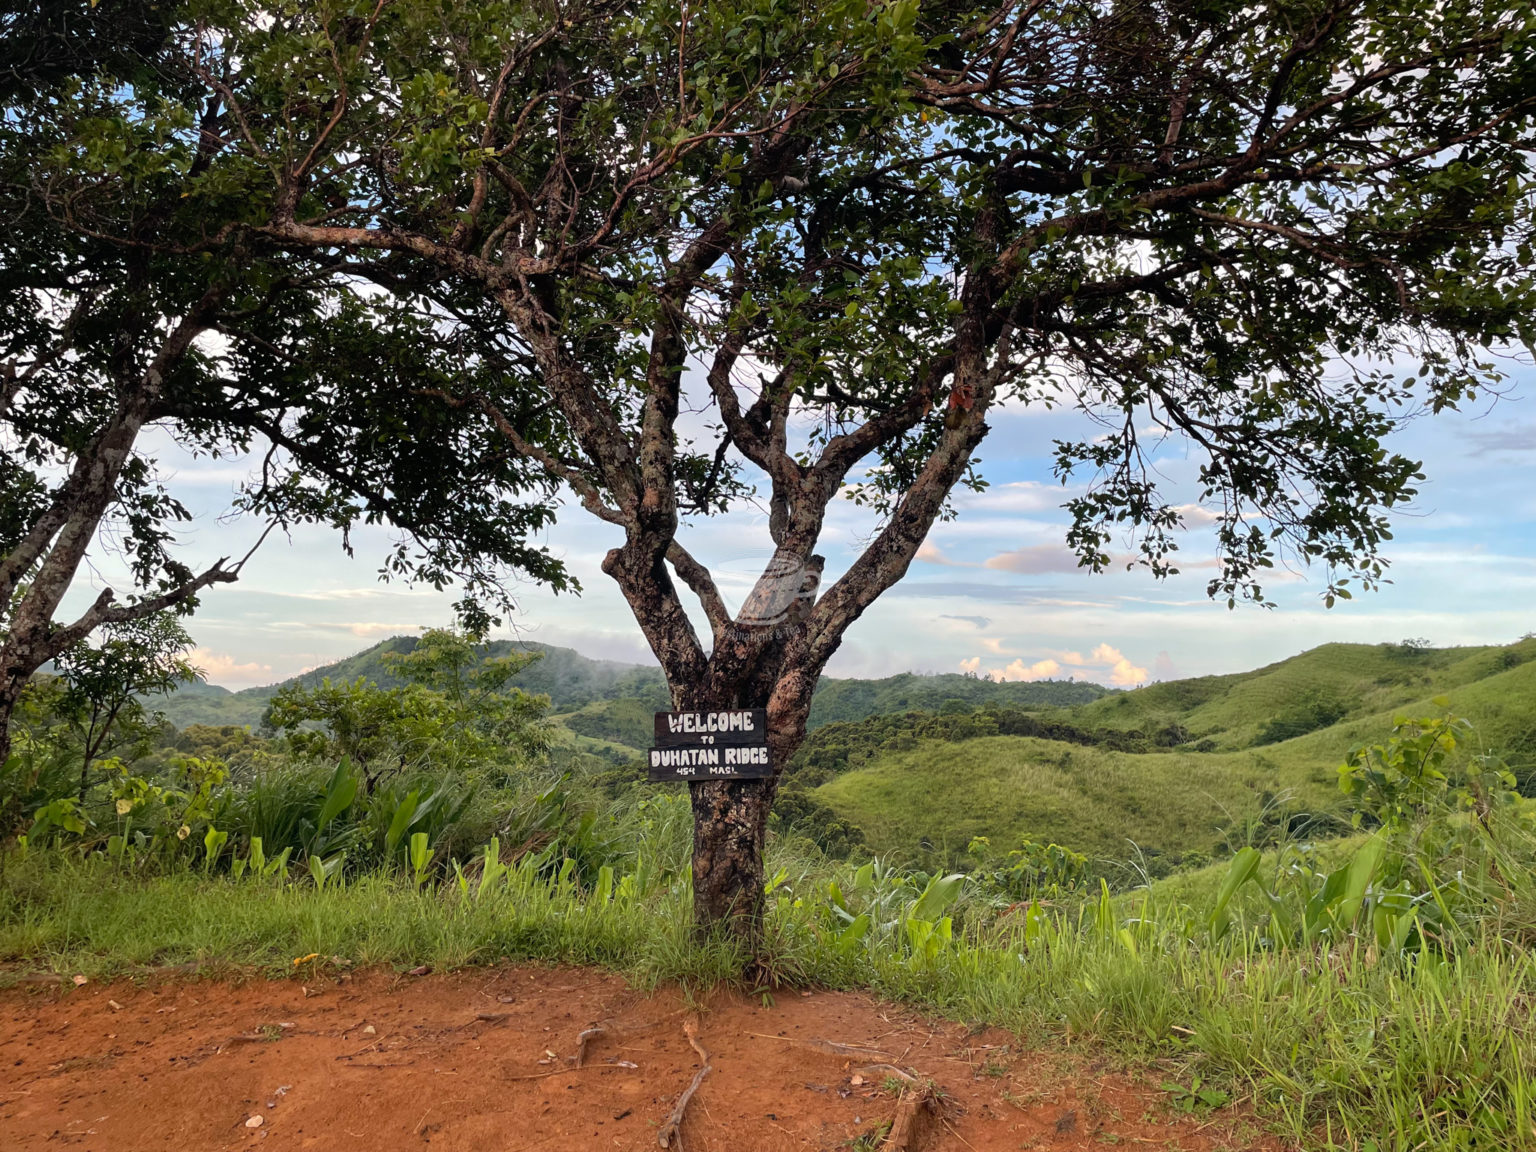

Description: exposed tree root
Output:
[880,1079,937,1152]
[657,1017,710,1151]
[574,1023,608,1067]
[745,1033,898,1061]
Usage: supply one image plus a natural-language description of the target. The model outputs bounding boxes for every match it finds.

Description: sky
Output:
[62,363,1536,690]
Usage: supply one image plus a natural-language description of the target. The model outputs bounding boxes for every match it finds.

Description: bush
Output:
[1253,687,1350,745]
[770,787,867,859]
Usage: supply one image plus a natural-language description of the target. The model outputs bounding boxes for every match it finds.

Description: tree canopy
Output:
[3,0,1533,928]
[0,13,577,754]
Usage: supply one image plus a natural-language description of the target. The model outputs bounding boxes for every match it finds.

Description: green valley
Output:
[153,633,1536,870]
[791,637,1536,865]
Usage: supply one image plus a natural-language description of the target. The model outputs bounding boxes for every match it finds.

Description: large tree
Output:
[23,0,1536,933]
[0,8,571,774]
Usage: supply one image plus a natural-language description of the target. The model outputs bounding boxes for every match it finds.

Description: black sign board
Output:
[648,708,772,781]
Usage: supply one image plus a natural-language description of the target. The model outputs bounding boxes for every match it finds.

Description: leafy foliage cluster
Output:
[0,613,196,838]
[262,628,552,793]
[1253,686,1351,745]
[2,627,571,879]
[805,674,1111,728]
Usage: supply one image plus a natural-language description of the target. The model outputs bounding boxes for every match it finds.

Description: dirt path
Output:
[1,966,1283,1151]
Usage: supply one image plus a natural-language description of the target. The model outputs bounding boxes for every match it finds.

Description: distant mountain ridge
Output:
[156,638,671,729]
[153,636,1114,731]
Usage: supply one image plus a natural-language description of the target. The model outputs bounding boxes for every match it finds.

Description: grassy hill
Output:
[1064,638,1536,749]
[804,637,1536,865]
[154,632,1536,868]
[806,672,1109,727]
[814,737,1329,861]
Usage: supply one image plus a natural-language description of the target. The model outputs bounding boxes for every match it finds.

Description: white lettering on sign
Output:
[723,746,769,766]
[666,710,758,735]
[649,747,722,768]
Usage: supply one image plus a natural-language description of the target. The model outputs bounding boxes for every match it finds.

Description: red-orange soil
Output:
[1,966,1286,1151]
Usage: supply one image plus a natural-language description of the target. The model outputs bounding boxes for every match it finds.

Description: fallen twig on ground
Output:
[855,1064,921,1088]
[657,1017,710,1151]
[745,1033,898,1061]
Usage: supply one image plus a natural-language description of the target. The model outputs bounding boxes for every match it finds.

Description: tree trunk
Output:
[678,650,819,951]
[689,776,774,937]
[0,685,27,841]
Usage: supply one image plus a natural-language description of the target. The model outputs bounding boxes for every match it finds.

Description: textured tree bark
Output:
[675,633,823,947]
[0,688,27,839]
[689,777,774,936]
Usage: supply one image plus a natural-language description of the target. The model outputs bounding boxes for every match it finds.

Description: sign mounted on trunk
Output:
[648,709,772,781]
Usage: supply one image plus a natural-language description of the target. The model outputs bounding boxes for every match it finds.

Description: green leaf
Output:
[316,760,358,832]
[910,872,964,922]
[1209,846,1262,939]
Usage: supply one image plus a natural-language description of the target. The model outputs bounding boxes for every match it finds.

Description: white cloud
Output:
[297,621,425,638]
[190,648,273,688]
[1171,503,1222,526]
[958,480,1066,514]
[958,656,982,674]
[916,541,964,566]
[992,657,1063,681]
[939,615,990,630]
[970,640,1148,686]
[983,544,1090,575]
[1106,655,1150,686]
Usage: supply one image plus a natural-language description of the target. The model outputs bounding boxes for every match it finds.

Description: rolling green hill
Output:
[1063,638,1536,750]
[804,638,1536,865]
[815,737,1334,861]
[806,672,1109,726]
[155,632,1536,868]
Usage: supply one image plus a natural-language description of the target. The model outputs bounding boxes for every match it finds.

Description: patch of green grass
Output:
[4,848,1534,1151]
[0,853,740,989]
[812,735,1336,861]
[811,641,1536,862]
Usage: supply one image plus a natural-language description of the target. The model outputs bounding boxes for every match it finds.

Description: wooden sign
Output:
[648,708,772,781]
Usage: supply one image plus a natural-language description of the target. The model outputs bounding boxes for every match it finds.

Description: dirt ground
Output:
[0,965,1285,1152]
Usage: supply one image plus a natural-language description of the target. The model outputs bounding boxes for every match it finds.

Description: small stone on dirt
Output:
[108,1000,122,1011]
[245,1115,264,1129]
[362,1025,376,1035]
[72,975,88,986]
[407,966,431,976]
